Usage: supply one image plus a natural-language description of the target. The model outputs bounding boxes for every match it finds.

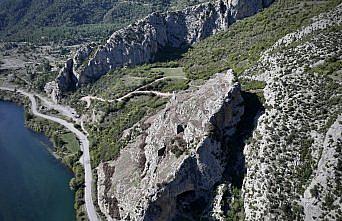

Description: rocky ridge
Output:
[46,0,274,101]
[241,4,342,220]
[96,70,244,220]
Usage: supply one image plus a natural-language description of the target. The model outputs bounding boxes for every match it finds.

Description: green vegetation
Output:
[0,0,206,43]
[227,187,245,221]
[179,0,342,80]
[151,67,186,78]
[64,64,189,114]
[68,64,162,102]
[239,79,266,91]
[307,55,342,80]
[70,163,86,219]
[88,96,167,166]
[31,71,59,92]
[310,184,320,198]
[61,132,80,153]
[145,78,190,93]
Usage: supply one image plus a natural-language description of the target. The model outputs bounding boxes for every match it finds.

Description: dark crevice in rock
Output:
[106,196,121,219]
[224,91,264,187]
[222,91,265,216]
[103,163,115,193]
[175,191,206,221]
[144,156,205,221]
[158,146,166,156]
[176,124,186,134]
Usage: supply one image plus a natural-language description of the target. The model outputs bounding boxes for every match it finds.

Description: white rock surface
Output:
[242,4,342,220]
[97,70,244,220]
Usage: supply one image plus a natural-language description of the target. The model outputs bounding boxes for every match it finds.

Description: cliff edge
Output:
[97,70,244,220]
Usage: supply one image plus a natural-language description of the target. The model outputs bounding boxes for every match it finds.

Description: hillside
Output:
[0,0,341,220]
[0,0,206,42]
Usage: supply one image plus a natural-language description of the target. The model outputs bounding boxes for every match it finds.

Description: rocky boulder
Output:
[97,70,244,220]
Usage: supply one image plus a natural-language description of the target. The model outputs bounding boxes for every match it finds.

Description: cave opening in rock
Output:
[177,124,185,134]
[175,190,207,221]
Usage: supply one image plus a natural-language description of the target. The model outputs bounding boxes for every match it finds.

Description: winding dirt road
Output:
[81,76,183,108]
[0,87,99,221]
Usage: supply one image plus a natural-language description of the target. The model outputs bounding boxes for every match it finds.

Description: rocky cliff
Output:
[96,70,244,220]
[46,0,274,100]
[241,4,342,220]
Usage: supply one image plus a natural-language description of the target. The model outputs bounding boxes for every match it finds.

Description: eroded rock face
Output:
[97,70,244,220]
[229,0,273,19]
[46,0,274,100]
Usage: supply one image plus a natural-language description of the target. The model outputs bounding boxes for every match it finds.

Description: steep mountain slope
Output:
[75,1,340,220]
[45,0,274,101]
[241,4,342,220]
[0,0,207,42]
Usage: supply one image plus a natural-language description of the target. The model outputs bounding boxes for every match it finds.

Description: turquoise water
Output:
[0,101,75,221]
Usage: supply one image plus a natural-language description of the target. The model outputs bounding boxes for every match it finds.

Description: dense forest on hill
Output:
[0,0,205,43]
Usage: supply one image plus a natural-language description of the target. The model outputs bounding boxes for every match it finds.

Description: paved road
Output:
[36,94,80,122]
[0,87,99,221]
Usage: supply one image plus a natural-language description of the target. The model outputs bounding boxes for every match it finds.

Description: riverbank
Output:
[0,90,90,220]
[0,100,76,221]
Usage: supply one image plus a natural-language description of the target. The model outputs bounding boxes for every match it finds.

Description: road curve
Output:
[81,91,173,108]
[80,75,185,108]
[0,87,99,221]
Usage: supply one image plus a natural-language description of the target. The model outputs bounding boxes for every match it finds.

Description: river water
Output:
[0,101,75,221]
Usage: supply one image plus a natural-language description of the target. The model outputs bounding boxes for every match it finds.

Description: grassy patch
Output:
[88,96,167,166]
[227,187,245,221]
[61,132,79,153]
[151,67,186,78]
[143,78,190,93]
[240,79,266,91]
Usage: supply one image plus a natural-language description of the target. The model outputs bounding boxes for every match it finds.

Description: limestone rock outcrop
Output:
[229,0,273,19]
[46,0,274,100]
[97,70,244,220]
[44,58,77,102]
[241,4,342,220]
